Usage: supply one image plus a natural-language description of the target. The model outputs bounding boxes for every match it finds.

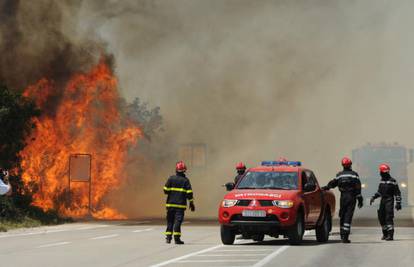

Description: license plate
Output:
[242,210,266,217]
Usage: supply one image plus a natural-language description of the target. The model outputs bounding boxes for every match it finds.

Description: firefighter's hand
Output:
[189,202,195,212]
[357,197,363,209]
[395,203,402,211]
[370,197,375,206]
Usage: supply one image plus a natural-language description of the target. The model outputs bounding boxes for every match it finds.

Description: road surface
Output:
[0,221,413,267]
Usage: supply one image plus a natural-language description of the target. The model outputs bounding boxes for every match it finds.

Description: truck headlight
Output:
[222,199,238,207]
[272,200,294,208]
[400,182,407,188]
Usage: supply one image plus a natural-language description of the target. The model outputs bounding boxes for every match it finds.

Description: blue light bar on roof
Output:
[261,161,302,167]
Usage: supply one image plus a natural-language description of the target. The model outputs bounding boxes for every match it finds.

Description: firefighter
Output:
[322,157,363,243]
[234,162,246,184]
[370,164,402,241]
[163,161,195,244]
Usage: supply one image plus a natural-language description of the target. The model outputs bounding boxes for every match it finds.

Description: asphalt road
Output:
[0,221,413,267]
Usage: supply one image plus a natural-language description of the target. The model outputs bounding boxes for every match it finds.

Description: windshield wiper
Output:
[262,187,290,190]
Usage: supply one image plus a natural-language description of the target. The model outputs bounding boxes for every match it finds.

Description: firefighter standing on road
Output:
[164,161,195,244]
[322,157,363,243]
[370,164,401,241]
[234,162,246,184]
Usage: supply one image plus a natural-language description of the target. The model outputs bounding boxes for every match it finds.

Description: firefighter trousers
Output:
[165,208,185,240]
[378,197,394,235]
[339,193,356,237]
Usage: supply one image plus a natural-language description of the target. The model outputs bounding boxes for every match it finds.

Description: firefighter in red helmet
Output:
[163,161,195,244]
[322,157,363,243]
[370,164,401,241]
[234,162,246,184]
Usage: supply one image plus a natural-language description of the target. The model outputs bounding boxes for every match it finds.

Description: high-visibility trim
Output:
[336,174,359,180]
[173,232,181,236]
[166,203,187,209]
[164,187,192,193]
[165,232,172,235]
[380,181,397,185]
[343,223,351,227]
[188,199,194,202]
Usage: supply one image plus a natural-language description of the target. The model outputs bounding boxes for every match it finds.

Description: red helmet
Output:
[379,164,390,173]
[236,162,246,170]
[341,157,352,167]
[176,161,187,172]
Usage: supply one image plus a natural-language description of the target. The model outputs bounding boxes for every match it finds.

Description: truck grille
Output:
[236,200,251,206]
[258,200,274,206]
[231,214,279,222]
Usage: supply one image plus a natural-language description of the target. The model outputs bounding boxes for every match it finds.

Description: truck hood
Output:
[224,189,300,200]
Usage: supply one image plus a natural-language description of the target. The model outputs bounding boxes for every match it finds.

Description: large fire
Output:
[19,59,142,219]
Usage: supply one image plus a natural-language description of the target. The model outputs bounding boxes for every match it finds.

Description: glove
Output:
[369,197,375,206]
[321,186,329,191]
[395,203,402,211]
[189,202,195,212]
[357,196,363,209]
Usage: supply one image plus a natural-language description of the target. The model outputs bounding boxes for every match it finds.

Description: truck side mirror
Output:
[304,183,316,192]
[224,182,235,191]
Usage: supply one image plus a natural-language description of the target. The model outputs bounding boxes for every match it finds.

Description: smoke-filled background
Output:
[1,0,414,218]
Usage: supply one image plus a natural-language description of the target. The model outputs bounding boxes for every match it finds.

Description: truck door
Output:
[308,171,322,222]
[302,170,320,224]
[301,171,312,224]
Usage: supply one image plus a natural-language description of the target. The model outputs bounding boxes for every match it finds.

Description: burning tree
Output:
[20,58,145,219]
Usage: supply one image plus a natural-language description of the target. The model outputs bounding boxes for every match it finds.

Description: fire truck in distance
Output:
[219,161,335,245]
[352,143,412,206]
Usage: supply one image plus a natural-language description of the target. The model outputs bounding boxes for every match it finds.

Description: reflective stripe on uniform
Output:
[166,203,187,209]
[188,199,194,202]
[343,223,351,227]
[396,196,402,201]
[386,225,394,230]
[164,187,193,193]
[173,232,181,236]
[336,174,359,179]
[380,181,397,185]
[165,232,172,235]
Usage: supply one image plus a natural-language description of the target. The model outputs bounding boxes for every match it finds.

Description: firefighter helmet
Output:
[176,161,187,172]
[341,157,352,167]
[379,164,390,173]
[236,162,246,170]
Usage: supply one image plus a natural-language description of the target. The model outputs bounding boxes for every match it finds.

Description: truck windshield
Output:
[237,172,298,190]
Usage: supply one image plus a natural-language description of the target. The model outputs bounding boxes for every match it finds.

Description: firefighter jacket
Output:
[164,173,194,209]
[372,174,401,204]
[326,169,362,197]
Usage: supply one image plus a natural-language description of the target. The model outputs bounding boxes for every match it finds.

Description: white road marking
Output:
[37,241,71,248]
[197,254,268,257]
[251,246,289,267]
[0,224,111,238]
[217,249,274,252]
[90,234,119,240]
[132,228,154,233]
[178,260,257,263]
[149,245,223,267]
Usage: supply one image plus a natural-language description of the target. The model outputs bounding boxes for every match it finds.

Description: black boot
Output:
[342,234,351,243]
[166,236,172,244]
[385,230,394,241]
[381,229,387,240]
[174,237,184,245]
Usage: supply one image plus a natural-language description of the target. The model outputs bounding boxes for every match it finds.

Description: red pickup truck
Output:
[219,161,335,245]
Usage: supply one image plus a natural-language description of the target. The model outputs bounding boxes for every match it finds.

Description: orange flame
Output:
[20,59,142,219]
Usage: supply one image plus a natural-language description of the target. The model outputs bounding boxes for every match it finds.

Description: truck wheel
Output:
[221,225,235,245]
[288,212,304,245]
[252,234,265,242]
[316,209,331,243]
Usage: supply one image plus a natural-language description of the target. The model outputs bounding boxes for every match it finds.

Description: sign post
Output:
[69,154,92,215]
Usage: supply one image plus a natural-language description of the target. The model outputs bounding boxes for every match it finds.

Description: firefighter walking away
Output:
[163,161,195,244]
[370,164,402,241]
[322,157,363,243]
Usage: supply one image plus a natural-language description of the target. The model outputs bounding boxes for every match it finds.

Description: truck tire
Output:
[252,234,265,242]
[288,211,304,245]
[221,225,235,245]
[316,209,331,243]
